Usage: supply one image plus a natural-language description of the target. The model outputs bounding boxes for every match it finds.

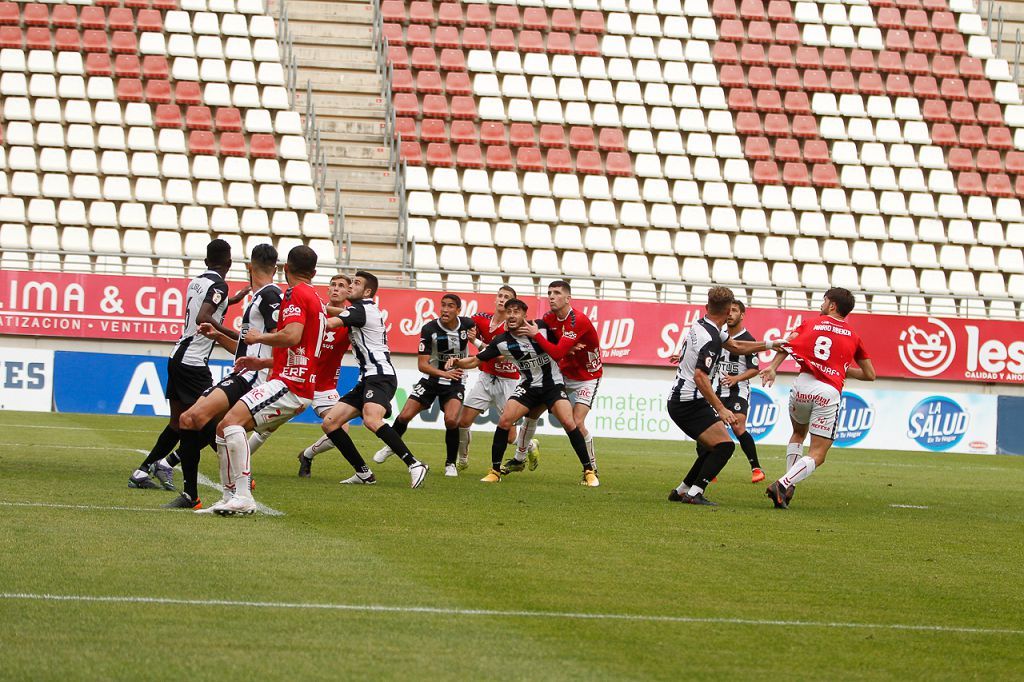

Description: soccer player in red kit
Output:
[506,280,602,474]
[211,246,327,516]
[760,287,876,509]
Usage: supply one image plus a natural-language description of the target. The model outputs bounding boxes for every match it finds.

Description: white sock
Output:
[216,436,232,503]
[786,443,804,472]
[515,418,538,460]
[686,484,704,497]
[585,434,596,470]
[780,456,816,488]
[458,427,471,458]
[247,430,269,455]
[156,456,171,469]
[223,425,253,501]
[303,434,335,460]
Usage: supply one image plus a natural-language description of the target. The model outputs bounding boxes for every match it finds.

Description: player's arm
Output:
[246,321,303,348]
[449,341,500,370]
[847,358,876,381]
[759,347,789,387]
[520,320,577,360]
[419,354,464,381]
[227,285,251,306]
[196,284,237,339]
[694,360,736,427]
[235,356,273,373]
[198,322,238,354]
[327,303,366,330]
[722,367,760,388]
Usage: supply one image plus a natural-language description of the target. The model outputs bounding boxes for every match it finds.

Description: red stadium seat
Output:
[802,69,828,92]
[913,75,939,99]
[394,93,419,117]
[736,112,763,135]
[767,0,792,21]
[803,140,830,164]
[741,0,766,20]
[931,54,957,79]
[728,88,754,110]
[395,116,417,141]
[745,136,771,160]
[108,7,134,30]
[215,107,241,132]
[877,50,903,73]
[783,162,810,186]
[718,19,744,42]
[111,30,136,54]
[886,29,911,52]
[426,142,453,167]
[80,6,105,27]
[957,172,984,195]
[382,23,403,46]
[416,70,442,94]
[792,115,817,138]
[947,147,974,171]
[450,96,476,119]
[988,127,1013,150]
[523,7,548,30]
[485,145,513,169]
[569,126,596,150]
[518,31,544,53]
[858,73,884,95]
[713,0,738,18]
[391,69,413,93]
[117,78,143,101]
[886,74,913,97]
[444,71,471,95]
[465,4,492,27]
[940,32,966,55]
[923,99,949,122]
[411,47,436,70]
[875,7,902,29]
[175,81,201,105]
[767,45,794,68]
[400,140,423,165]
[599,128,625,152]
[153,0,177,10]
[190,131,217,155]
[822,47,846,70]
[409,1,434,25]
[217,134,244,157]
[986,173,1013,197]
[387,46,409,69]
[747,21,772,43]
[830,71,855,93]
[940,78,966,101]
[406,24,432,47]
[547,31,572,55]
[462,27,487,50]
[574,33,600,56]
[753,160,780,184]
[775,22,799,45]
[930,123,957,146]
[719,65,746,88]
[115,54,141,78]
[775,68,800,91]
[420,118,446,142]
[23,3,48,26]
[450,120,477,144]
[605,152,632,176]
[0,2,18,25]
[959,125,985,149]
[55,28,80,51]
[137,9,161,32]
[146,79,172,104]
[439,49,466,71]
[85,52,112,76]
[783,91,810,114]
[437,3,463,26]
[764,113,790,137]
[579,11,604,34]
[494,5,520,29]
[551,9,576,31]
[959,57,984,79]
[747,66,773,89]
[380,0,404,24]
[967,79,993,102]
[904,9,929,31]
[795,46,820,68]
[490,28,515,51]
[517,146,543,171]
[977,150,1003,174]
[949,101,975,124]
[756,89,782,112]
[774,138,801,162]
[740,43,766,66]
[482,122,508,146]
[913,31,938,54]
[250,134,277,158]
[977,103,1004,126]
[186,106,212,130]
[26,27,50,49]
[932,11,956,33]
[811,163,839,187]
[456,143,484,168]
[1005,152,1024,175]
[904,52,930,75]
[713,41,738,63]
[539,124,566,148]
[143,55,169,79]
[546,148,573,173]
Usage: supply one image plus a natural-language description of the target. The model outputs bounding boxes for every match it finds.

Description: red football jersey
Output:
[542,307,603,381]
[270,282,326,399]
[472,312,519,379]
[314,325,350,393]
[782,315,869,392]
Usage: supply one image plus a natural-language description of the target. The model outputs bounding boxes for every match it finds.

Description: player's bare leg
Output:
[670,422,736,506]
[213,401,258,515]
[321,402,377,485]
[486,401,532,481]
[505,406,546,473]
[295,421,349,478]
[766,418,810,508]
[731,412,764,483]
[361,402,428,488]
[769,423,829,509]
[167,389,231,509]
[374,398,426,464]
[548,399,600,487]
[130,398,188,490]
[457,406,516,471]
[441,398,464,476]
[572,402,596,473]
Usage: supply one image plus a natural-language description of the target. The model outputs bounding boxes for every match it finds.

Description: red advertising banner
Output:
[1,270,1022,384]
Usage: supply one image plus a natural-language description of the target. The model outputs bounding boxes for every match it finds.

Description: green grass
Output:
[0,410,1022,680]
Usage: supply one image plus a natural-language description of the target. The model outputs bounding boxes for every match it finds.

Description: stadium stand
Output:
[379,0,1024,316]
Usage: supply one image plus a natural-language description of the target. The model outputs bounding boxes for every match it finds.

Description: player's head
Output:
[247,243,278,284]
[822,287,856,318]
[705,286,735,318]
[547,280,571,313]
[205,238,232,272]
[440,293,462,324]
[503,298,528,329]
[495,284,517,311]
[727,300,745,328]
[329,273,352,306]
[284,245,317,283]
[350,270,379,300]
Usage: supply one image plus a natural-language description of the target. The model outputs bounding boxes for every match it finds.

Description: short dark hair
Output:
[286,245,317,278]
[250,243,278,274]
[499,284,517,298]
[732,300,746,313]
[706,286,735,316]
[824,287,856,317]
[206,238,231,267]
[330,273,352,285]
[441,293,462,309]
[548,280,571,294]
[504,298,528,313]
[355,270,379,297]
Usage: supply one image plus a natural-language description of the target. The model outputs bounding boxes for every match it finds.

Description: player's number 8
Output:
[813,336,832,360]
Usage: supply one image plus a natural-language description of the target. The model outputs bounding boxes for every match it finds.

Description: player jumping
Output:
[448,298,599,487]
[760,287,875,509]
[666,287,777,506]
[374,293,476,477]
[320,271,430,488]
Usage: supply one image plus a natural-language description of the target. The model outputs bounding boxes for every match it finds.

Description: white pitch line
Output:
[0,501,174,513]
[196,472,285,517]
[0,592,1020,636]
[890,504,931,509]
[0,423,156,434]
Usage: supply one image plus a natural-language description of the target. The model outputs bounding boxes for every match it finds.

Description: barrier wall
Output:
[0,345,1008,455]
[3,271,1024,383]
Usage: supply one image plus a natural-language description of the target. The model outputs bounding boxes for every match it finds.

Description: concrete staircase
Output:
[278,0,408,283]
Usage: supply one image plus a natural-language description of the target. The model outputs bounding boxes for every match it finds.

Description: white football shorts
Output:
[788,372,841,440]
[311,389,340,418]
[565,377,601,408]
[463,372,520,412]
[240,379,311,433]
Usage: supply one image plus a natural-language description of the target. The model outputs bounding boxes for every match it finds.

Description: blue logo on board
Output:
[907,396,969,451]
[835,392,874,447]
[746,388,778,441]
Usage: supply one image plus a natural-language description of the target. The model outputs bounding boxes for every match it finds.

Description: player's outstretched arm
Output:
[196,301,238,339]
[421,354,464,381]
[246,321,304,348]
[198,322,239,354]
[235,356,273,373]
[759,348,789,387]
[847,358,876,382]
[448,355,481,371]
[521,320,576,360]
[227,285,251,306]
[723,367,760,387]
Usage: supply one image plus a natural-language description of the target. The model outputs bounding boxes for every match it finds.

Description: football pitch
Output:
[0,410,1022,680]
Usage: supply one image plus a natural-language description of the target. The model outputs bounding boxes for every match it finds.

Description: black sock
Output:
[696,441,736,490]
[178,429,203,501]
[684,444,709,488]
[393,418,409,436]
[491,427,510,470]
[567,427,591,470]
[164,450,181,467]
[737,431,761,469]
[376,424,417,466]
[444,427,459,465]
[200,420,219,449]
[140,425,179,469]
[326,428,370,474]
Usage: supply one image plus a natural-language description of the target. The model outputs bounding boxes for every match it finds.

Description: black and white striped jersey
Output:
[668,316,728,402]
[714,329,759,402]
[419,316,475,386]
[477,322,565,389]
[236,283,282,385]
[337,298,396,379]
[171,270,229,367]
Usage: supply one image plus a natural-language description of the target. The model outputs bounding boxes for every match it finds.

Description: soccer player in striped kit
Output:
[374,293,476,476]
